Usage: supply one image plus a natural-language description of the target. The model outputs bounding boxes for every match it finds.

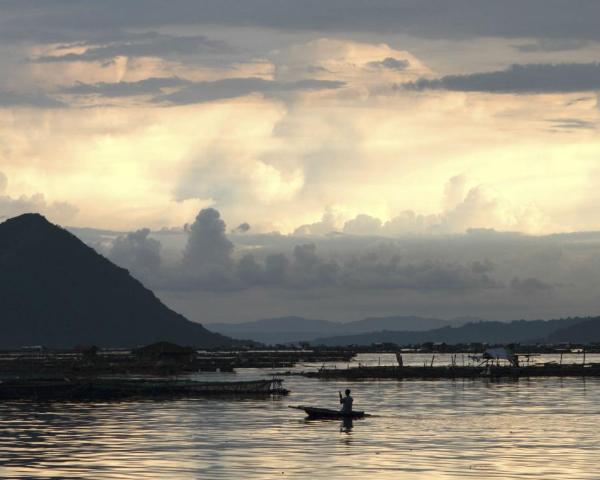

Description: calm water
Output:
[1,354,600,479]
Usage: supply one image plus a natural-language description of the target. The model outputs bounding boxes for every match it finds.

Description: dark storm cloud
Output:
[78,213,600,321]
[102,208,507,294]
[3,1,600,41]
[224,238,501,292]
[405,63,600,93]
[339,252,500,291]
[0,90,65,108]
[366,57,410,70]
[61,77,191,97]
[34,34,228,62]
[236,252,291,286]
[155,78,345,105]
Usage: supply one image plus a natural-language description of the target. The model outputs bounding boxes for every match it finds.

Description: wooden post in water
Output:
[583,349,586,367]
[430,355,435,367]
[395,352,403,368]
[560,353,563,366]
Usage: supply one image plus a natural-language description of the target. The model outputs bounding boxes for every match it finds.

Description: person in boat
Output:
[339,388,353,414]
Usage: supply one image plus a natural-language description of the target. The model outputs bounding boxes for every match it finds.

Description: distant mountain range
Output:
[0,214,237,349]
[312,317,600,346]
[208,315,600,346]
[207,315,476,344]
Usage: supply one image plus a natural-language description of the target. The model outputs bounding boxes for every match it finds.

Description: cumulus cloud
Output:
[443,174,468,210]
[232,222,250,234]
[183,208,234,270]
[109,228,161,281]
[159,208,238,290]
[340,255,501,291]
[83,205,600,322]
[234,240,497,292]
[0,172,78,222]
[343,214,382,236]
[294,209,341,236]
[174,139,306,211]
[405,63,600,93]
[290,243,340,288]
[0,193,77,222]
[339,176,551,236]
[102,207,508,295]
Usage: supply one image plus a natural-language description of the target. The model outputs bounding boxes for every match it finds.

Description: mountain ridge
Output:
[311,317,597,346]
[207,315,474,344]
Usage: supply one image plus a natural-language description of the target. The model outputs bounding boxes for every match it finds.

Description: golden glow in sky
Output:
[0,27,599,234]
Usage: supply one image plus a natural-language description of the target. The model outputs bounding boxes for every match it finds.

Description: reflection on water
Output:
[340,416,353,433]
[1,354,600,478]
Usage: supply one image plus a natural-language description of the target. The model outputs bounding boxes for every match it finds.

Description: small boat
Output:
[289,405,367,419]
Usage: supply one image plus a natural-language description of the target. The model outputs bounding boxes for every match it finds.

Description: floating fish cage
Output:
[0,377,289,400]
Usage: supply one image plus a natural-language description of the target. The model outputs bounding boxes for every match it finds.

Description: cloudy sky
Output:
[2,1,600,323]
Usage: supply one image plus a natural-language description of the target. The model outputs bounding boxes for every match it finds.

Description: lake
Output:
[1,353,600,479]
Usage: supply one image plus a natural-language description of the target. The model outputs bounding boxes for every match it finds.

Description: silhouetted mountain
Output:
[0,214,237,348]
[207,315,471,344]
[312,317,590,346]
[546,317,600,343]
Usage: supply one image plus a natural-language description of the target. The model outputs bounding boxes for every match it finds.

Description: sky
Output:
[2,1,600,323]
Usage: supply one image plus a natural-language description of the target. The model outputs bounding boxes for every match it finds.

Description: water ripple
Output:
[1,354,599,478]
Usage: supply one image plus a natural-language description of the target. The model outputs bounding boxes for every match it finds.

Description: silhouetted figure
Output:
[339,388,353,414]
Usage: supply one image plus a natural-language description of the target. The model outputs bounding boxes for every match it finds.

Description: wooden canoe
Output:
[289,405,367,419]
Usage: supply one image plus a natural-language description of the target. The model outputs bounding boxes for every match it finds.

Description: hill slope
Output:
[0,214,235,348]
[546,317,600,343]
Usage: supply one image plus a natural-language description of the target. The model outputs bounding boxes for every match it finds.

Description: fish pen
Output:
[0,377,289,401]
